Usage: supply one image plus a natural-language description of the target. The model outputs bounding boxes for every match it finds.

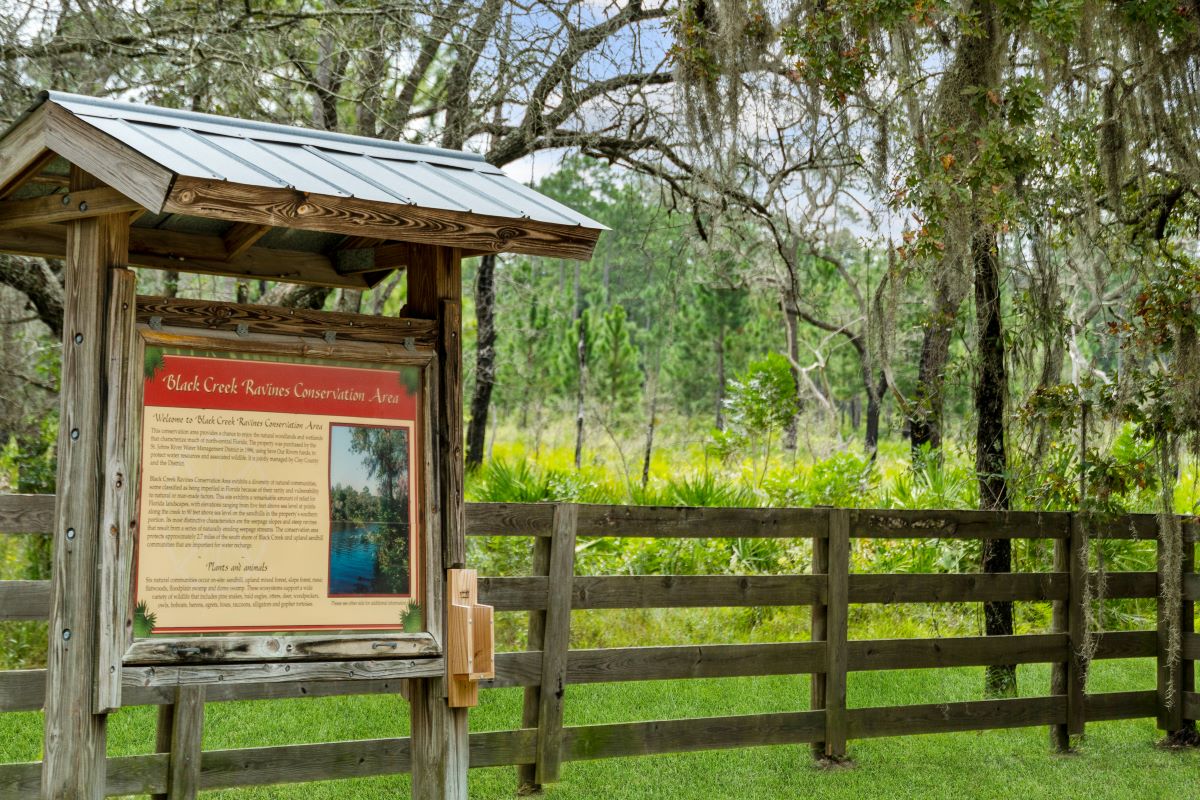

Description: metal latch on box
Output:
[447,568,494,708]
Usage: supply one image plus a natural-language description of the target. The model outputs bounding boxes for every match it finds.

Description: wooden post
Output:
[1050,514,1070,751]
[1067,514,1086,737]
[1159,514,1184,733]
[1183,539,1196,731]
[41,167,130,799]
[823,508,849,760]
[809,511,829,759]
[408,244,469,800]
[534,503,578,785]
[167,687,205,799]
[94,267,139,713]
[517,525,554,792]
[151,704,175,800]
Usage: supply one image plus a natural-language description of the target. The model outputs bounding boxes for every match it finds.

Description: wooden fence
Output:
[1,494,1198,797]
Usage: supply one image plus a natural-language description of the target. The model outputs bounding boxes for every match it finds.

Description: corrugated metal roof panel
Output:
[48,92,500,172]
[24,90,607,234]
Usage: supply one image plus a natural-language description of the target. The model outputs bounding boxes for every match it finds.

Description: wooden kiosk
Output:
[0,91,602,799]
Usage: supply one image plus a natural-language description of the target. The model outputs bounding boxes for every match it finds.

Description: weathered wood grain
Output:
[824,509,849,758]
[222,222,271,258]
[1,669,426,713]
[45,104,173,212]
[0,669,47,712]
[0,186,142,229]
[849,508,1069,539]
[466,502,556,536]
[1068,516,1086,736]
[566,642,826,684]
[1184,573,1200,602]
[136,295,437,347]
[94,267,136,713]
[1050,516,1071,750]
[0,493,54,534]
[577,504,830,539]
[123,658,444,689]
[847,634,1067,671]
[407,243,468,800]
[810,519,829,759]
[1158,517,1183,731]
[534,503,578,784]
[1184,545,1196,724]
[0,105,50,197]
[1184,633,1200,661]
[847,696,1065,739]
[0,222,377,289]
[518,530,552,791]
[167,686,204,800]
[478,574,824,611]
[164,177,601,261]
[0,579,50,619]
[124,632,439,665]
[850,572,1066,604]
[563,711,826,761]
[40,167,126,800]
[139,328,431,367]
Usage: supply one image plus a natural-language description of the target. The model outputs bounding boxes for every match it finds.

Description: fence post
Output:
[1050,514,1071,750]
[809,511,828,759]
[533,503,578,785]
[823,508,849,760]
[151,686,205,800]
[517,515,554,793]
[1068,514,1086,738]
[1159,515,1185,734]
[1184,537,1196,731]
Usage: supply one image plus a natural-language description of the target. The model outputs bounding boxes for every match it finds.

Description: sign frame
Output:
[114,300,445,677]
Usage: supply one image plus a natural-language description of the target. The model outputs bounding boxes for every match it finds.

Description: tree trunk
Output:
[715,324,727,430]
[641,374,658,489]
[909,314,955,459]
[782,293,801,450]
[573,261,587,469]
[974,216,1015,697]
[865,372,887,458]
[466,254,497,470]
[573,312,588,470]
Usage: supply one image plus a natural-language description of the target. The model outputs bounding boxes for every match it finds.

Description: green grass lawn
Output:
[1,657,1197,798]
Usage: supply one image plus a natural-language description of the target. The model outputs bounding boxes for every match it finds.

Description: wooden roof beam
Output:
[0,186,143,230]
[0,105,51,199]
[222,222,271,259]
[165,177,601,261]
[0,223,381,290]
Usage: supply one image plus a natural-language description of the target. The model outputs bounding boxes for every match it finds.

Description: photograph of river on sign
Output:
[328,423,413,597]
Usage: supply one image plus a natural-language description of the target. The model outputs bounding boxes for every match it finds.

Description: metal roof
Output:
[31,91,605,231]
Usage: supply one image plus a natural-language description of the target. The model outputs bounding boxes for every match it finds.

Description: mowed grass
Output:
[1,657,1197,798]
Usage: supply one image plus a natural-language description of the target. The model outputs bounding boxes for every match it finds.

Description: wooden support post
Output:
[1159,514,1184,733]
[809,512,829,759]
[534,503,579,785]
[408,244,469,800]
[41,167,129,799]
[823,508,850,760]
[1050,513,1071,751]
[94,268,138,713]
[517,532,553,792]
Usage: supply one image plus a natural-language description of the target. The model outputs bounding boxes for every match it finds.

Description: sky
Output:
[329,425,374,494]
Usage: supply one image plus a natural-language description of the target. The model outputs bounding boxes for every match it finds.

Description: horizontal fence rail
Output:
[0,495,1196,798]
